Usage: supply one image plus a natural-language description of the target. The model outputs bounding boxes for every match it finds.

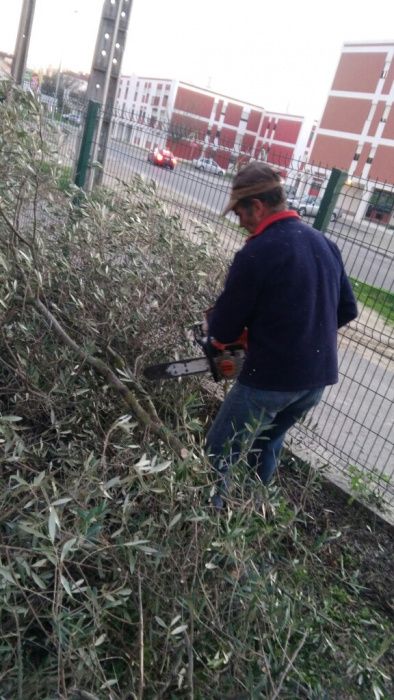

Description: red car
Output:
[147,147,177,170]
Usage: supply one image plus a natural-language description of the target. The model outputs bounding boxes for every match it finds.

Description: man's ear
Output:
[252,198,268,218]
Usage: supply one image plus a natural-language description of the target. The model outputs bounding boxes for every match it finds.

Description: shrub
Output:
[0,86,392,699]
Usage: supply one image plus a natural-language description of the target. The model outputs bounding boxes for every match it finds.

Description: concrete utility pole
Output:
[86,0,133,188]
[11,0,36,85]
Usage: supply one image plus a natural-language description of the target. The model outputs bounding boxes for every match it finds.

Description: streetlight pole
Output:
[11,0,36,85]
[87,0,124,189]
[85,0,133,189]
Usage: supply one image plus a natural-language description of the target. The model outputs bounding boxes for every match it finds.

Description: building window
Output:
[353,144,362,161]
[366,188,394,223]
[124,87,129,100]
[381,104,390,122]
[366,156,373,164]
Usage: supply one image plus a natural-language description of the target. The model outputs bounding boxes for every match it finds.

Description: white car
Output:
[289,195,341,222]
[194,157,225,176]
[64,112,82,126]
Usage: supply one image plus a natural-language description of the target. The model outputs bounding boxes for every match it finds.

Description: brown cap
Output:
[222,162,283,215]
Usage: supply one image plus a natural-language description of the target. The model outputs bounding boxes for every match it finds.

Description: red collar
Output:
[246,210,300,241]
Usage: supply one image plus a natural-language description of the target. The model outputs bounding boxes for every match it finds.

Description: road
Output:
[105,140,393,292]
[298,336,394,482]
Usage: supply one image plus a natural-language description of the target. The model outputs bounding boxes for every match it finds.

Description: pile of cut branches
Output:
[0,86,393,700]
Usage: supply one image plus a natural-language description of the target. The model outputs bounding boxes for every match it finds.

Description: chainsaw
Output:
[143,322,247,382]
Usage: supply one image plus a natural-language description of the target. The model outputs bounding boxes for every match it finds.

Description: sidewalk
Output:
[335,215,394,255]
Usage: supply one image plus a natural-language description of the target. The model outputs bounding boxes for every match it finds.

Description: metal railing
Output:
[43,101,394,509]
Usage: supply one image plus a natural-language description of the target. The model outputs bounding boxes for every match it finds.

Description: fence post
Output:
[74,100,99,189]
[313,168,348,231]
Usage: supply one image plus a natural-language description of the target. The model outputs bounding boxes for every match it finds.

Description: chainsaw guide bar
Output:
[143,357,210,380]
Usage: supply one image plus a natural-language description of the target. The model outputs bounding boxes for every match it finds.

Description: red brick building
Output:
[167,82,304,170]
[310,41,394,184]
[114,75,305,171]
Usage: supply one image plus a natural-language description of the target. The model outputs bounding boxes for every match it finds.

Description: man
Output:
[206,162,358,507]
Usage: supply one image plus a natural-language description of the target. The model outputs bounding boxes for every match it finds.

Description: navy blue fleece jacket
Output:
[209,212,358,391]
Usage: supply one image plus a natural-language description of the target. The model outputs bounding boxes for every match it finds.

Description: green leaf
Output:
[60,574,73,597]
[169,513,182,529]
[33,471,46,487]
[155,616,167,628]
[48,506,60,543]
[0,565,17,584]
[51,497,72,506]
[60,537,77,562]
[94,633,107,646]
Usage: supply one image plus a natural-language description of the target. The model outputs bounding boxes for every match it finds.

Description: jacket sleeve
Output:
[337,268,358,328]
[208,249,259,343]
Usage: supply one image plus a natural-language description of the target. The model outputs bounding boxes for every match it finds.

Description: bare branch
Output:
[33,297,187,458]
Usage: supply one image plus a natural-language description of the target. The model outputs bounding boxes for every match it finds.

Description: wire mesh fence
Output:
[43,101,394,509]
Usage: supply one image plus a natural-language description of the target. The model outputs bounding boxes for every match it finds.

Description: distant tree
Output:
[40,74,56,96]
[167,119,196,143]
[40,71,87,111]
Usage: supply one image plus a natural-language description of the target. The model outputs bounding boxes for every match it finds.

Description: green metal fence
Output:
[44,100,394,510]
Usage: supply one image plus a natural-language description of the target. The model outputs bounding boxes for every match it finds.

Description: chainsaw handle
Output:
[193,318,247,382]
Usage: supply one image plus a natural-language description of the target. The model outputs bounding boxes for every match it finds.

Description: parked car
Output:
[194,157,225,176]
[287,194,314,210]
[147,147,177,170]
[64,113,82,126]
[289,195,341,222]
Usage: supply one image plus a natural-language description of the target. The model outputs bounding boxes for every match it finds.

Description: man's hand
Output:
[202,307,214,334]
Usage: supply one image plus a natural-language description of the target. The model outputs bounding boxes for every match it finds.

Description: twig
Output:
[13,602,23,700]
[138,570,144,700]
[33,298,187,458]
[269,629,308,700]
[0,204,32,249]
[185,628,194,699]
[107,345,161,422]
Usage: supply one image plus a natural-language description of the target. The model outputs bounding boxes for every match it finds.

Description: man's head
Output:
[223,162,286,234]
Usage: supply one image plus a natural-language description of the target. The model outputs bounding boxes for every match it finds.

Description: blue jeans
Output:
[206,381,324,486]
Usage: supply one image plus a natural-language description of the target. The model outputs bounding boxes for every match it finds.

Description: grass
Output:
[39,160,73,192]
[351,278,394,325]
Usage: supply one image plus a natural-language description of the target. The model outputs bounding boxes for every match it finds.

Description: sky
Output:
[1,0,394,126]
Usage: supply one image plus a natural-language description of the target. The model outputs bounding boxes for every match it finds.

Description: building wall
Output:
[369,144,394,181]
[309,134,358,169]
[331,51,386,92]
[320,96,372,133]
[174,86,214,119]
